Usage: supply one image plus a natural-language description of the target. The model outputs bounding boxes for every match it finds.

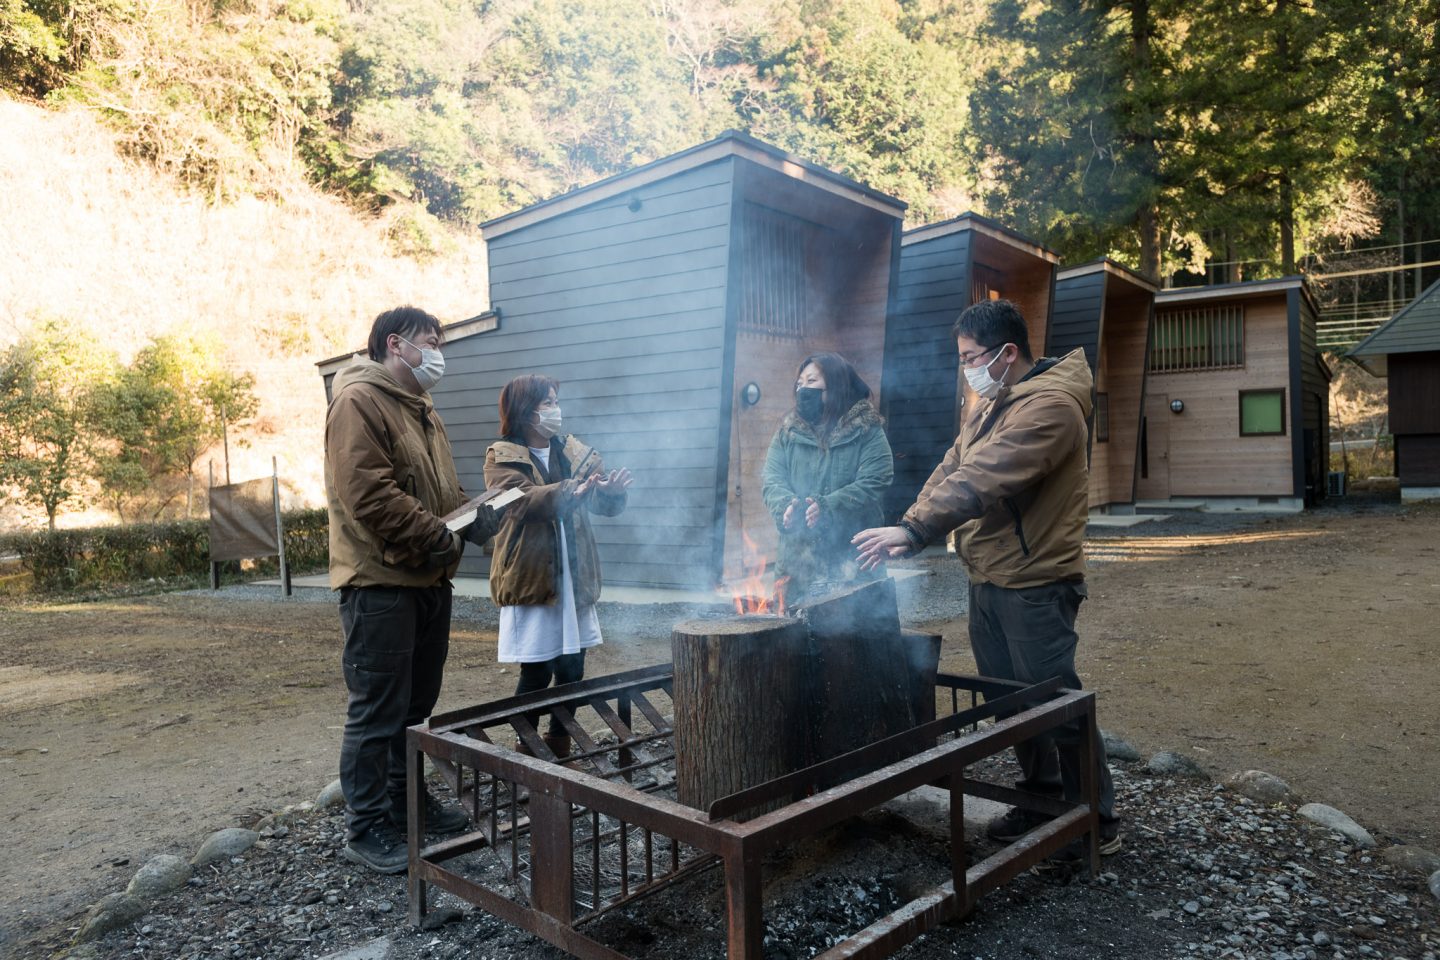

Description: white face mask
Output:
[534,405,563,439]
[963,345,1012,400]
[398,336,445,391]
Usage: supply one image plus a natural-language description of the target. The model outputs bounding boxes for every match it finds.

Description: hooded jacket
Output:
[325,358,465,589]
[761,399,894,594]
[483,435,626,607]
[902,349,1092,589]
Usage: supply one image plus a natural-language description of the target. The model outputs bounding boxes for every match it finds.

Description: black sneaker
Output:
[343,822,408,874]
[389,792,470,835]
[985,806,1051,842]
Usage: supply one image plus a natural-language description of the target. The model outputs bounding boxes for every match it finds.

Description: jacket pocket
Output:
[1003,498,1031,557]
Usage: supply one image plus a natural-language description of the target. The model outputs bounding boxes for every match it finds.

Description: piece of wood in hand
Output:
[671,615,811,818]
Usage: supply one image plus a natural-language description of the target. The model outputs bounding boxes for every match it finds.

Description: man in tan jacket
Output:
[854,298,1118,860]
[325,306,499,874]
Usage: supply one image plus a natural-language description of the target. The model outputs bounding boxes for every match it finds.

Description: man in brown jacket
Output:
[325,306,499,874]
[854,298,1118,860]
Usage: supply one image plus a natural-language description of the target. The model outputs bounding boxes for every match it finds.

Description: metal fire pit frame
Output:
[407,663,1102,960]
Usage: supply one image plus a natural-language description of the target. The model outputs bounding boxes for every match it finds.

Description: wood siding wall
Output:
[1145,295,1293,497]
[1390,351,1440,487]
[1293,290,1330,503]
[1049,272,1104,369]
[884,230,972,517]
[1093,284,1151,507]
[436,160,737,588]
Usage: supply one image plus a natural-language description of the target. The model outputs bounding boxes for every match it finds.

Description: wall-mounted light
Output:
[1170,399,1185,414]
[627,195,643,212]
[741,382,761,407]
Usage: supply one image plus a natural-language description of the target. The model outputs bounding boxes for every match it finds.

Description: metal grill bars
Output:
[407,667,1103,960]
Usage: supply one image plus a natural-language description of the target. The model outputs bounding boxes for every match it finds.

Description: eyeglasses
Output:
[958,344,1002,367]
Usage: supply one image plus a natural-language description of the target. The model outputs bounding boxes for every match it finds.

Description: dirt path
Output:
[2,501,1436,952]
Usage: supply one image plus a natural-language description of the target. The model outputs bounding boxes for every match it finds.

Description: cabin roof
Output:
[479,131,906,241]
[1348,277,1440,377]
[900,212,1059,263]
[1155,275,1321,316]
[1057,257,1158,295]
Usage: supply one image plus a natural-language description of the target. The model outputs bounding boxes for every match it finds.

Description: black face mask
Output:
[795,386,824,423]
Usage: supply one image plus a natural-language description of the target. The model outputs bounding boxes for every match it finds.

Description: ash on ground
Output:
[50,754,1438,960]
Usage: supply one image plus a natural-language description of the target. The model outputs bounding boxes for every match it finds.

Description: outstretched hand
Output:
[851,526,914,571]
[593,467,633,493]
[804,497,821,528]
[781,498,801,530]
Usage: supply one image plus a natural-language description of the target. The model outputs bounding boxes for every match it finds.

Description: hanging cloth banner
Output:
[209,477,280,562]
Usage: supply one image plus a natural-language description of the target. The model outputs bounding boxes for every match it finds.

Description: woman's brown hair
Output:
[499,374,559,442]
[795,352,871,430]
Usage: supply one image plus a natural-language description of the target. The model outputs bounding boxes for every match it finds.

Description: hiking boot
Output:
[342,822,408,875]
[543,732,572,761]
[389,792,470,835]
[986,806,1051,843]
[1035,820,1123,872]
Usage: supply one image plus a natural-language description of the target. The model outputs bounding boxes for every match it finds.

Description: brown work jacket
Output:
[903,349,1093,589]
[324,359,464,589]
[483,436,626,607]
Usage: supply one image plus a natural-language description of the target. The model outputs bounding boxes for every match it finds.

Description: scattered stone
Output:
[1183,900,1200,914]
[1379,844,1440,878]
[1297,803,1375,849]
[1430,868,1440,902]
[192,827,259,866]
[125,854,191,899]
[1101,729,1141,762]
[316,778,345,810]
[72,892,145,943]
[419,906,464,930]
[1224,769,1293,805]
[1146,751,1207,778]
[1311,931,1331,947]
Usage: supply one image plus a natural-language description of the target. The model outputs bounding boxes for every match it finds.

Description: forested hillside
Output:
[0,0,1434,527]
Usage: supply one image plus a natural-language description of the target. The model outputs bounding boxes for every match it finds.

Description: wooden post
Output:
[272,456,290,597]
[672,616,811,816]
[208,461,219,590]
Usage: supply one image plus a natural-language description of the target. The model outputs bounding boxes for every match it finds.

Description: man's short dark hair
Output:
[367,306,444,361]
[952,299,1033,361]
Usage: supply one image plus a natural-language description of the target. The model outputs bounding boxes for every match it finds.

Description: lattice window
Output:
[1094,392,1110,443]
[738,203,809,338]
[1150,305,1245,372]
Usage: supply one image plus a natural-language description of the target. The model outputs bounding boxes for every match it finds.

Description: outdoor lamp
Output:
[1170,399,1185,414]
[741,382,761,407]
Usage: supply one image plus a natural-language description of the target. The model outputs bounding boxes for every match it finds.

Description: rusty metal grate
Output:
[407,657,1105,960]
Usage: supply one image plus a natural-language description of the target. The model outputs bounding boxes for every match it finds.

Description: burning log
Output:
[672,579,942,817]
[672,615,812,816]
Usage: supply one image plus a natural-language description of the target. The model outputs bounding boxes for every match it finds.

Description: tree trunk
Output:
[1131,0,1162,284]
[672,615,812,816]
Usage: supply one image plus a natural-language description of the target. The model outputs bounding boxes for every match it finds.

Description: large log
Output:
[672,615,811,816]
[798,578,926,766]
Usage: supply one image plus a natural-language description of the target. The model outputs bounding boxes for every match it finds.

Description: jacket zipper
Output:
[1003,498,1031,557]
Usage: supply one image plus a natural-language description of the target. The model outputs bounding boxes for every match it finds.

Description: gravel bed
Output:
[52,755,1438,960]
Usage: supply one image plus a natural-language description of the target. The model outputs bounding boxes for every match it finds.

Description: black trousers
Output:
[968,579,1116,821]
[514,650,586,736]
[338,584,452,840]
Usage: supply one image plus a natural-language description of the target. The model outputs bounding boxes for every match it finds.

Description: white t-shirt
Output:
[496,445,603,663]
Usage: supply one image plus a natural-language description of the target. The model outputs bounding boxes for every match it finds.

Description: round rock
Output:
[1379,844,1440,878]
[1297,802,1375,848]
[1100,729,1141,763]
[316,778,345,810]
[72,892,145,943]
[192,827,260,867]
[1429,868,1440,902]
[126,854,192,899]
[1146,751,1207,778]
[1224,769,1293,805]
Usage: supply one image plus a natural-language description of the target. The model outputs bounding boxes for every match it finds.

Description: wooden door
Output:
[1137,393,1171,500]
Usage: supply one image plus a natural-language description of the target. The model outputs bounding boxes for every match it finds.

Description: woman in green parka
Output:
[761,352,894,600]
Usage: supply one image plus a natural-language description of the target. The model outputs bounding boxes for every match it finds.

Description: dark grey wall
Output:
[1049,271,1105,371]
[882,230,972,518]
[433,159,737,588]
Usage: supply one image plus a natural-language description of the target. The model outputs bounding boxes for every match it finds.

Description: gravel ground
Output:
[54,752,1438,960]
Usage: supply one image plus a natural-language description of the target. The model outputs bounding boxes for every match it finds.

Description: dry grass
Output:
[0,96,490,519]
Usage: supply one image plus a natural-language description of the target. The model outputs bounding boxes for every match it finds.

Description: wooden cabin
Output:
[1051,259,1157,512]
[405,131,905,589]
[1348,277,1440,502]
[883,214,1058,517]
[1143,277,1331,509]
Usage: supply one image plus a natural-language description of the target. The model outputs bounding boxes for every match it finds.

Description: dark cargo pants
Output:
[338,584,452,840]
[968,579,1116,821]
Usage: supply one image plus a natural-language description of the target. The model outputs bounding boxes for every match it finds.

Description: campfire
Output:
[728,531,789,615]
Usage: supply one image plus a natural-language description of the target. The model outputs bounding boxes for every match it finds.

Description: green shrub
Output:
[0,508,329,594]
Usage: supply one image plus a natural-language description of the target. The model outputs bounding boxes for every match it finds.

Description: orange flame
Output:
[730,531,790,615]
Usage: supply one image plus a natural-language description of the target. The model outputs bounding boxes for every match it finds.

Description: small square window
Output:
[1239,389,1285,436]
[1094,392,1110,443]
